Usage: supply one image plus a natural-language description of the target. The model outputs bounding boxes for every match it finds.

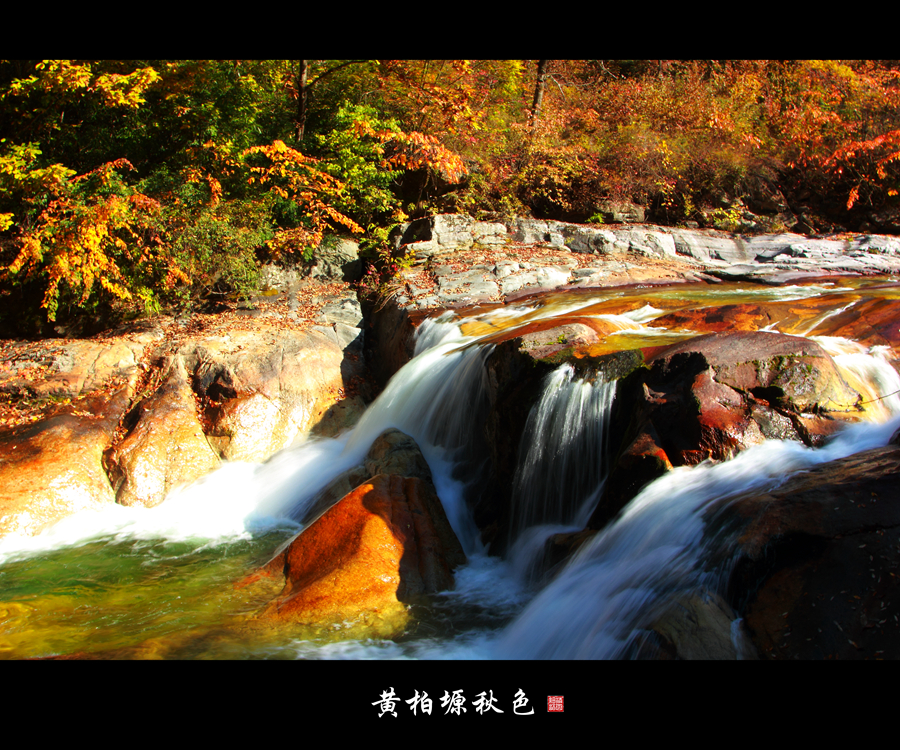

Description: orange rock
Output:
[107,357,220,508]
[258,473,464,637]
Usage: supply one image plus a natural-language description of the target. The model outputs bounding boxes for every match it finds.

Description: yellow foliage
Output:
[5,61,160,109]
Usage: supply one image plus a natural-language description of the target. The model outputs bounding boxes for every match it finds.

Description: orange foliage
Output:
[244,140,363,258]
[4,159,187,320]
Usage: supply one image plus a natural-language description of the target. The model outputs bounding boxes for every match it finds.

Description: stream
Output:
[2,278,899,659]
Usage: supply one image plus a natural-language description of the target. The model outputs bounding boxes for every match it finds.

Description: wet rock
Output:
[515,322,602,361]
[707,443,900,659]
[647,303,776,333]
[363,428,434,483]
[255,473,465,639]
[363,296,421,388]
[591,331,860,529]
[190,326,345,463]
[0,325,162,537]
[0,389,129,537]
[651,331,860,414]
[101,323,348,507]
[808,296,900,355]
[645,591,759,660]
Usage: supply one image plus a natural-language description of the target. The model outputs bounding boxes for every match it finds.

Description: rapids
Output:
[2,278,899,659]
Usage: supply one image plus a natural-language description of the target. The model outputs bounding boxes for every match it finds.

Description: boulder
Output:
[105,323,348,506]
[0,323,161,537]
[186,326,346,463]
[649,331,860,414]
[106,356,221,508]
[666,227,749,264]
[643,591,758,660]
[595,200,645,224]
[0,390,128,537]
[309,237,362,282]
[707,443,900,659]
[591,331,860,529]
[255,473,465,638]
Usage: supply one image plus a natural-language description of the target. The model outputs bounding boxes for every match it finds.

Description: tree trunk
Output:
[530,60,550,126]
[296,59,309,144]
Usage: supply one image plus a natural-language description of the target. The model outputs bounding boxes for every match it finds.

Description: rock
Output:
[499,267,570,296]
[645,591,758,660]
[189,326,345,463]
[0,324,160,402]
[514,322,602,360]
[258,264,303,292]
[807,296,900,356]
[616,228,677,258]
[363,428,434,482]
[107,356,221,508]
[648,303,776,333]
[103,323,348,505]
[255,473,465,638]
[562,226,614,254]
[298,428,437,527]
[317,296,364,327]
[432,213,475,250]
[649,331,860,414]
[310,395,367,439]
[363,296,421,389]
[666,227,748,264]
[309,236,363,282]
[591,331,860,529]
[0,390,128,537]
[472,220,509,245]
[512,218,554,245]
[0,324,162,537]
[595,200,645,224]
[707,443,900,659]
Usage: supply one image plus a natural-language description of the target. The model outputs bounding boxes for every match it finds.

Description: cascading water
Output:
[491,413,900,659]
[492,334,900,659]
[2,280,900,659]
[506,365,616,581]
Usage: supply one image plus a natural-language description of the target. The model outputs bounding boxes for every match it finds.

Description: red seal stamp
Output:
[548,696,564,712]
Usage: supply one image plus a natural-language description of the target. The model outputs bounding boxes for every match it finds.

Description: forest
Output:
[2,59,899,337]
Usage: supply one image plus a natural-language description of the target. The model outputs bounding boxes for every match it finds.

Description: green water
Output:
[0,531,300,659]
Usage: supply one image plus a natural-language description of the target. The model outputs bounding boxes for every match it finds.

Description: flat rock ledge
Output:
[385,214,900,312]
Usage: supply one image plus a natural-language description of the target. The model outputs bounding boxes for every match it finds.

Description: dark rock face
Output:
[706,443,900,660]
[590,332,860,530]
[362,295,421,390]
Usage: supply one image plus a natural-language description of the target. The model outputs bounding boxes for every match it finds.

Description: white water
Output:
[491,413,900,659]
[3,284,900,659]
[506,365,616,581]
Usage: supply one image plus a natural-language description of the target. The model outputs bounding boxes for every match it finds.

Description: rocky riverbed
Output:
[4,214,900,659]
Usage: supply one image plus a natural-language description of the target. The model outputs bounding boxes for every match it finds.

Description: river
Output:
[1,277,899,659]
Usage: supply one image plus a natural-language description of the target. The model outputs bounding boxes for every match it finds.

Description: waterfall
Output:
[492,344,900,659]
[506,365,616,580]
